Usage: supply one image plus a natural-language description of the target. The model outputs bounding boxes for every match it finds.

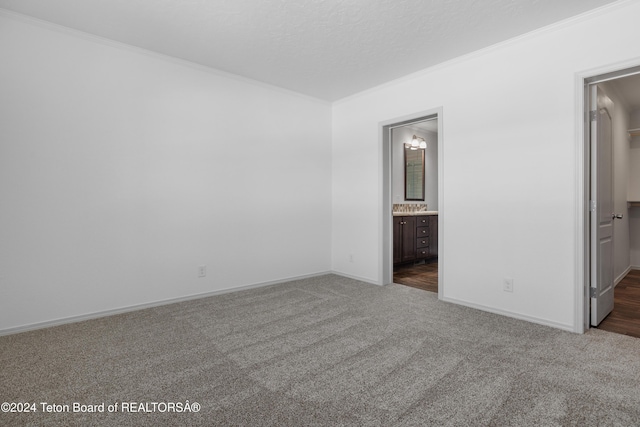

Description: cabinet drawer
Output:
[417,237,429,248]
[416,226,429,237]
[416,216,430,226]
[416,247,430,259]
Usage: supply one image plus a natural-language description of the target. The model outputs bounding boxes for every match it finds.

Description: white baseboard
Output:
[331,270,381,286]
[440,296,575,333]
[0,271,332,337]
[615,265,633,287]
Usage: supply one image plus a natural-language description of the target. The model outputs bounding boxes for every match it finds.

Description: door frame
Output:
[576,61,640,333]
[379,107,444,300]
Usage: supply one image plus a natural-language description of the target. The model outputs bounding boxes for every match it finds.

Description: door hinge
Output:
[589,110,597,122]
[590,200,596,212]
[590,287,597,298]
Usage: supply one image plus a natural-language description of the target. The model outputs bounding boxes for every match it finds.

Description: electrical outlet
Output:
[198,265,206,278]
[503,278,514,292]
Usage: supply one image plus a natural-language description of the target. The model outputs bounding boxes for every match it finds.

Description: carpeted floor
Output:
[1,274,640,426]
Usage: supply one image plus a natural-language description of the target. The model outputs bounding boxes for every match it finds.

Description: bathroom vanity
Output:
[393,212,438,265]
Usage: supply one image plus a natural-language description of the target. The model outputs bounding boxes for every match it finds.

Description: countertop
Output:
[392,211,438,216]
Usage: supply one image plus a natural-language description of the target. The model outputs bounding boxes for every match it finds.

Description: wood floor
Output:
[395,264,640,339]
[393,261,438,293]
[597,269,640,339]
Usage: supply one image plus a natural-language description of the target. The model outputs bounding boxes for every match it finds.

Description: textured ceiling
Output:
[0,0,620,101]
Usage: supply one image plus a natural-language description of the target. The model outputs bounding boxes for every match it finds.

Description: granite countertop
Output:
[392,211,438,216]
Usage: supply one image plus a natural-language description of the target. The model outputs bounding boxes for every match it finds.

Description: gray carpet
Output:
[1,274,640,426]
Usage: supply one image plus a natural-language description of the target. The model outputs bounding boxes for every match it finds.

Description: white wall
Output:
[628,110,640,201]
[391,127,438,210]
[0,13,332,333]
[332,1,640,330]
[630,201,640,269]
[599,82,631,284]
[628,109,640,268]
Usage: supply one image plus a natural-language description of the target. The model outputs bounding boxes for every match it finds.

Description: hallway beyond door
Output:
[597,270,640,338]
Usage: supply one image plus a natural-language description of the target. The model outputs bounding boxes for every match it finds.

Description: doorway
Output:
[380,109,443,299]
[581,65,640,337]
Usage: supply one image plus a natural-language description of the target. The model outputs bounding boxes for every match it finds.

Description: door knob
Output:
[612,213,624,219]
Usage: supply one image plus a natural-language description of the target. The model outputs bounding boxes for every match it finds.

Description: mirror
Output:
[405,147,425,201]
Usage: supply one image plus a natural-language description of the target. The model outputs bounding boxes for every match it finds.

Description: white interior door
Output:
[590,84,615,326]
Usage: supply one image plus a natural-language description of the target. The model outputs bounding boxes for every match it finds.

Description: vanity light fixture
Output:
[405,135,427,150]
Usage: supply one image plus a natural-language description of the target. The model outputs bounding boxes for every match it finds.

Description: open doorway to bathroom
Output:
[384,114,440,294]
[381,108,442,298]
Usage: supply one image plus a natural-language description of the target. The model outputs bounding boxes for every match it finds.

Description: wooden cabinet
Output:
[394,216,416,264]
[393,214,438,265]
